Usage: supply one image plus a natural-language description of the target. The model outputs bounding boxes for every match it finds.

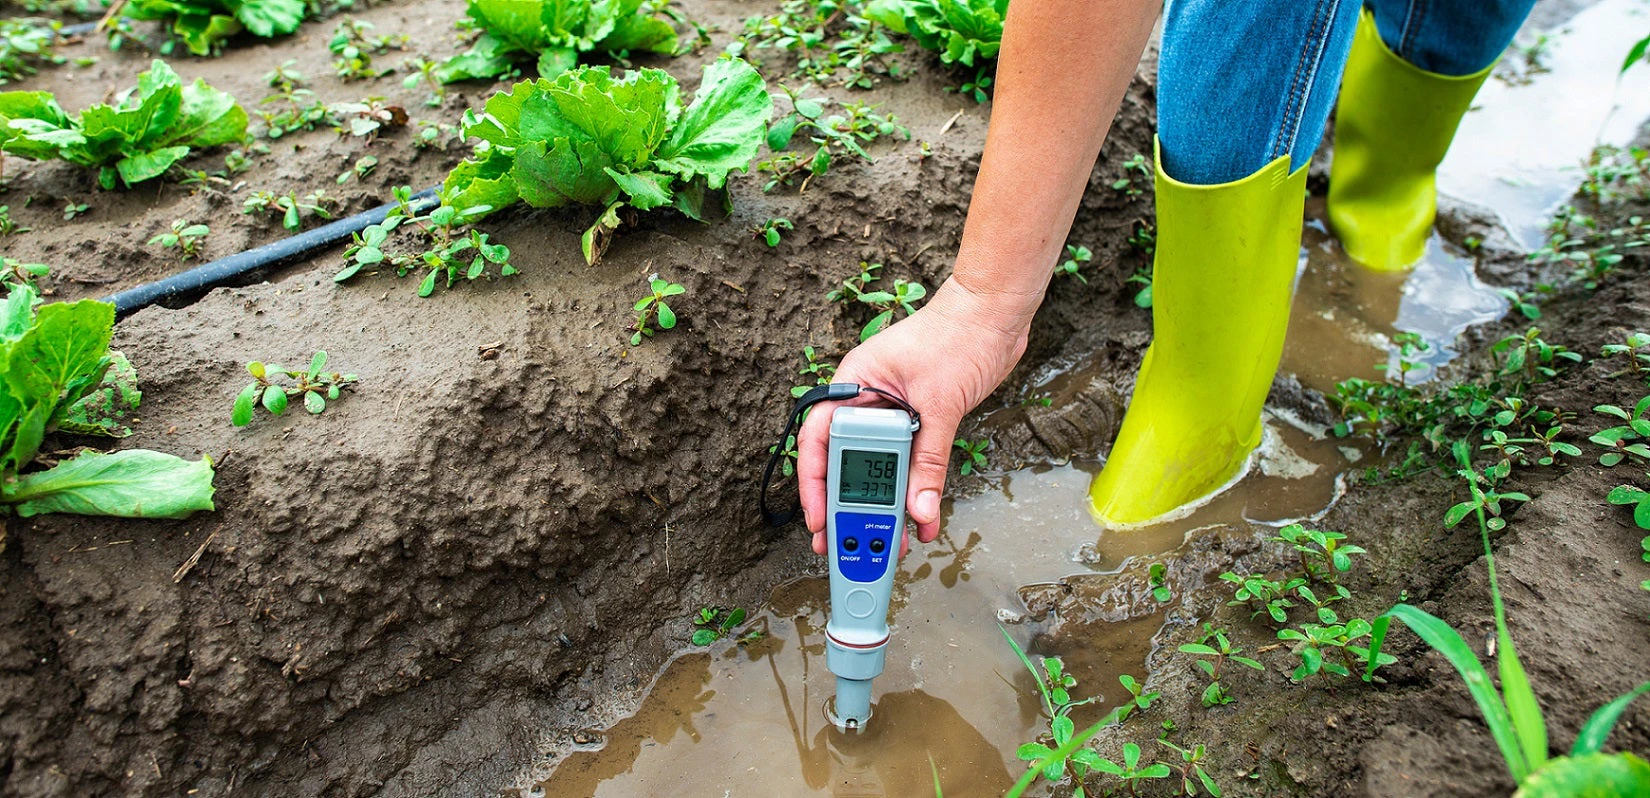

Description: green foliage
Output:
[61,201,88,220]
[760,87,907,191]
[1579,145,1648,204]
[866,0,1004,99]
[1158,738,1222,797]
[856,278,925,340]
[1606,478,1650,530]
[1219,571,1306,624]
[0,284,215,519]
[1270,523,1366,582]
[1490,327,1582,386]
[729,0,903,89]
[1601,331,1650,382]
[1147,562,1172,603]
[122,0,305,55]
[1,259,48,291]
[1001,625,1128,798]
[0,60,248,190]
[264,58,304,90]
[790,345,836,397]
[400,58,448,107]
[435,0,680,84]
[329,19,407,80]
[1178,625,1262,708]
[335,186,518,298]
[769,433,798,477]
[1623,33,1649,75]
[1054,244,1091,284]
[0,206,29,236]
[1126,220,1156,308]
[690,605,761,645]
[631,276,684,346]
[1111,152,1152,196]
[953,437,987,475]
[826,260,880,303]
[1593,395,1650,467]
[442,59,772,265]
[243,189,336,231]
[754,216,793,247]
[0,18,63,85]
[232,352,357,426]
[148,219,211,259]
[337,154,377,185]
[1529,208,1647,290]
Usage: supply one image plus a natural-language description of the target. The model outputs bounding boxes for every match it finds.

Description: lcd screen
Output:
[838,449,898,506]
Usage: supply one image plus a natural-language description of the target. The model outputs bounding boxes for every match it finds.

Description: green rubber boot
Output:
[1089,141,1307,526]
[1327,10,1492,271]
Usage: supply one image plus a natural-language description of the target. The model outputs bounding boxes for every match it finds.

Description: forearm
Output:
[946,0,1159,329]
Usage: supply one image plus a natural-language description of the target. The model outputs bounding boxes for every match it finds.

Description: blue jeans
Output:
[1157,0,1538,185]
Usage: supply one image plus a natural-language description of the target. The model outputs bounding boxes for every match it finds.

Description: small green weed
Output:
[792,346,837,397]
[826,260,881,303]
[1219,571,1305,624]
[1,257,48,290]
[953,438,988,475]
[243,190,337,232]
[761,89,908,191]
[1054,244,1092,284]
[631,276,685,346]
[62,201,88,221]
[329,19,407,80]
[337,155,379,185]
[1111,153,1152,197]
[1147,562,1171,603]
[855,278,925,340]
[1593,396,1650,467]
[1157,738,1222,797]
[691,606,762,645]
[0,205,30,236]
[264,59,305,90]
[754,217,794,247]
[148,219,210,260]
[1606,477,1650,530]
[232,352,358,427]
[1178,625,1262,708]
[729,0,903,89]
[1601,331,1650,381]
[335,186,517,297]
[1270,523,1366,582]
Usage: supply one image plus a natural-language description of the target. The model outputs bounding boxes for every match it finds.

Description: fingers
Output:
[905,409,960,544]
[796,400,832,535]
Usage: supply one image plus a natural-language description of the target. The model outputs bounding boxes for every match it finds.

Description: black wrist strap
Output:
[760,383,920,527]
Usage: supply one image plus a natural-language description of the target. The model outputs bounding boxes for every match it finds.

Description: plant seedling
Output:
[329,98,409,140]
[265,59,305,90]
[770,434,799,477]
[1445,459,1531,532]
[243,190,337,232]
[1127,266,1154,308]
[1179,626,1262,707]
[754,217,794,247]
[1114,673,1159,722]
[761,88,908,192]
[62,201,88,221]
[149,220,210,260]
[732,0,903,90]
[1490,327,1582,385]
[951,66,992,103]
[400,58,447,107]
[1606,478,1650,530]
[856,278,925,340]
[336,187,517,297]
[1110,153,1153,197]
[826,261,882,303]
[953,438,988,475]
[1157,739,1222,797]
[1,257,47,290]
[632,276,685,346]
[329,19,407,80]
[691,606,761,645]
[1148,562,1172,603]
[338,155,379,185]
[1096,742,1173,795]
[1001,625,1123,798]
[1219,571,1305,623]
[791,346,837,397]
[232,352,358,427]
[1601,331,1650,381]
[1054,244,1092,284]
[1593,396,1650,466]
[1270,524,1366,582]
[0,205,30,236]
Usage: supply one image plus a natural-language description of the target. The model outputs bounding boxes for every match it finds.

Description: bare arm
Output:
[796,0,1159,551]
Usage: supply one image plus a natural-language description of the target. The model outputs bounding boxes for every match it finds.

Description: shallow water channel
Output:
[519,2,1650,794]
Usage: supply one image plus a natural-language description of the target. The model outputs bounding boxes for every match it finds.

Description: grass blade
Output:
[929,754,943,798]
[1472,496,1548,773]
[1571,681,1650,756]
[999,624,1054,717]
[1387,604,1530,781]
[1004,706,1125,798]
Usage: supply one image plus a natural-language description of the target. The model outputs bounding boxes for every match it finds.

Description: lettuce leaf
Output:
[0,60,247,188]
[441,59,768,263]
[4,449,216,519]
[124,0,302,55]
[437,0,679,83]
[865,0,1005,67]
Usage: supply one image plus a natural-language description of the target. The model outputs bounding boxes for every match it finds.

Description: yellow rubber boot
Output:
[1089,142,1307,526]
[1327,10,1491,271]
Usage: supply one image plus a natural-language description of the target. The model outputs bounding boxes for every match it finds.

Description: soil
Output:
[0,0,1645,797]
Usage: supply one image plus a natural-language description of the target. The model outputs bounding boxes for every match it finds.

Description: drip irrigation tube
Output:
[59,22,97,36]
[104,186,440,319]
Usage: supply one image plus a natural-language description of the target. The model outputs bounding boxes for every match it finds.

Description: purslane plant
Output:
[0,60,247,189]
[442,59,772,265]
[335,186,518,298]
[232,352,357,426]
[121,0,305,56]
[435,0,679,84]
[0,18,63,85]
[0,284,216,521]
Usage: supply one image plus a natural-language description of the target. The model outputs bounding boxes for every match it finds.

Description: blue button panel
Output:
[835,512,897,583]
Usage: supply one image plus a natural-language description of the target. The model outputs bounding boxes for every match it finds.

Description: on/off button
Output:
[845,588,878,618]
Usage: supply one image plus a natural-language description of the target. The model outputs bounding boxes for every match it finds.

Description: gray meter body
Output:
[824,405,917,731]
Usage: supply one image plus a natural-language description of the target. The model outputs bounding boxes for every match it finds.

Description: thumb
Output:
[905,412,959,544]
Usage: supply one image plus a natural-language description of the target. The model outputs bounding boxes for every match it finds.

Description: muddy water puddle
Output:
[529,418,1351,798]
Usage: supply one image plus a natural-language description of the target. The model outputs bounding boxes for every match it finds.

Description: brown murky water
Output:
[520,1,1650,794]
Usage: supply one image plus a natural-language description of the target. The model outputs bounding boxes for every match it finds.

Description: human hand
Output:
[796,279,1033,555]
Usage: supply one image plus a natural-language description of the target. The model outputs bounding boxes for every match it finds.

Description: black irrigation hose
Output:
[59,22,97,36]
[104,186,440,319]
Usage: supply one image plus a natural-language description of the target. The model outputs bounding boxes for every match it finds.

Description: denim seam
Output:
[1269,0,1336,164]
[1398,0,1430,63]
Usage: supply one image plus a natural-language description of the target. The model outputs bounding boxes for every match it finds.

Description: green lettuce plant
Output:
[442,58,772,264]
[0,60,247,189]
[435,0,679,84]
[121,0,305,56]
[865,0,1004,99]
[0,285,215,524]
